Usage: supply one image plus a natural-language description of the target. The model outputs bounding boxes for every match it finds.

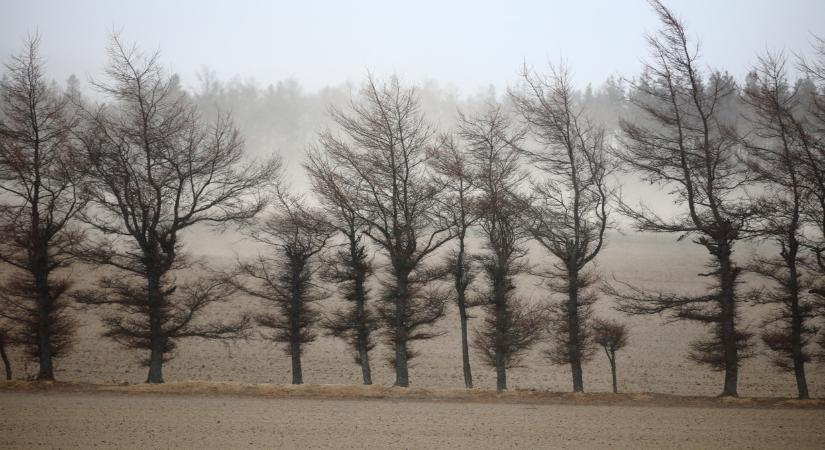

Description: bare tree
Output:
[609,0,755,397]
[305,149,378,385]
[740,51,816,399]
[462,105,543,392]
[0,35,85,380]
[316,76,452,387]
[592,318,628,394]
[510,63,613,393]
[228,192,334,384]
[797,35,825,357]
[428,134,480,388]
[73,36,278,383]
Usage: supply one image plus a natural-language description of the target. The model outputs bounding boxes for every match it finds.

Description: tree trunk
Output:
[351,233,373,385]
[354,271,372,385]
[791,326,809,400]
[394,342,409,387]
[35,304,55,380]
[493,267,507,392]
[786,245,809,400]
[291,341,303,385]
[146,345,164,383]
[455,234,473,389]
[393,271,410,387]
[494,349,507,392]
[607,350,618,394]
[35,331,54,381]
[358,342,372,385]
[290,262,305,385]
[0,339,11,380]
[146,272,165,384]
[35,269,55,381]
[568,268,584,393]
[458,300,473,389]
[31,162,54,382]
[717,244,739,397]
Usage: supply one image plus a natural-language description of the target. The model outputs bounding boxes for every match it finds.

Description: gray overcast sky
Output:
[2,0,824,93]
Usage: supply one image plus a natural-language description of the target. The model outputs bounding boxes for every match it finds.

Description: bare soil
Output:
[2,383,824,449]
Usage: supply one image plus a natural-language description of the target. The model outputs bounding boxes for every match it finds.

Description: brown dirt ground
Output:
[2,383,824,449]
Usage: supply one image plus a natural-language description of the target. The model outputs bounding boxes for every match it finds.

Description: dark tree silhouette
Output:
[797,36,825,358]
[316,76,452,387]
[463,105,543,392]
[609,0,755,397]
[228,191,334,384]
[73,36,278,383]
[428,134,480,389]
[0,35,85,380]
[741,51,816,399]
[511,63,613,393]
[305,149,378,385]
[592,318,628,394]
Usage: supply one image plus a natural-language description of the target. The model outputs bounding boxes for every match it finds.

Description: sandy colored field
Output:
[2,386,824,449]
[3,232,824,397]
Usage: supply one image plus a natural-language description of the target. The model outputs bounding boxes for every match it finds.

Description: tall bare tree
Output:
[0,35,85,380]
[510,64,613,393]
[462,105,543,392]
[741,51,816,399]
[428,134,480,388]
[608,1,756,397]
[73,36,278,383]
[316,76,452,387]
[797,36,825,357]
[228,192,334,384]
[305,149,378,385]
[592,318,628,394]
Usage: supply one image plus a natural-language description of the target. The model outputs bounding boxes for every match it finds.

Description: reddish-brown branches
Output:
[511,63,614,393]
[0,34,85,380]
[315,76,452,387]
[227,191,334,384]
[73,35,278,383]
[611,0,756,397]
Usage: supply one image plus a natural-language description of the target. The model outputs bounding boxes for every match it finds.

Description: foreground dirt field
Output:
[2,386,824,449]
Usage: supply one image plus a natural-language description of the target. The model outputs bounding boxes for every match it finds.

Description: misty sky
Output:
[2,0,824,93]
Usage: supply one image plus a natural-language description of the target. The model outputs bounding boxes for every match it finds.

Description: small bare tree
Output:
[510,63,613,393]
[609,0,755,397]
[228,192,334,384]
[592,318,628,394]
[73,36,278,383]
[428,134,480,389]
[305,149,378,385]
[316,76,453,387]
[463,105,543,392]
[741,51,817,399]
[0,35,85,380]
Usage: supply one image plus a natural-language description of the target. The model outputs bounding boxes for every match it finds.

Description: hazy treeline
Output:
[188,69,627,177]
[1,0,824,399]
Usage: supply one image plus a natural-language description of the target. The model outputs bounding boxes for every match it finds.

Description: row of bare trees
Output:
[1,1,824,398]
[605,1,825,399]
[0,34,281,384]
